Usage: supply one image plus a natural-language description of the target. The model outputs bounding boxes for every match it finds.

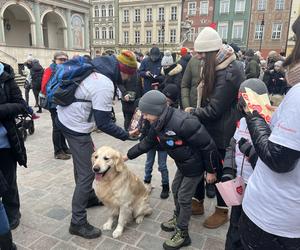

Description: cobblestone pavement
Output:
[12,93,228,250]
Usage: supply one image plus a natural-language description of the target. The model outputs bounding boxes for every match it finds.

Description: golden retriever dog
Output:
[92,146,153,238]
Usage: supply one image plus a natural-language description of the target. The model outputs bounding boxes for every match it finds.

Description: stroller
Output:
[16,113,35,141]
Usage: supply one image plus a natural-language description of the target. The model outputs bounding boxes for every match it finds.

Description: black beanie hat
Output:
[162,84,179,103]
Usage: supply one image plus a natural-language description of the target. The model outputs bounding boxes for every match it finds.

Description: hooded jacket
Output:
[0,63,27,167]
[245,55,260,79]
[128,107,221,177]
[178,54,192,75]
[193,45,245,150]
[28,60,44,91]
[160,64,183,91]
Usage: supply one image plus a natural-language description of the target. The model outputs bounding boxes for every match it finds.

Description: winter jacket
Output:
[0,63,27,167]
[267,70,287,95]
[181,56,204,109]
[119,73,142,115]
[127,107,221,177]
[178,54,192,75]
[28,60,44,91]
[246,111,300,173]
[160,64,183,91]
[193,55,245,150]
[41,63,56,95]
[245,56,260,79]
[138,57,162,93]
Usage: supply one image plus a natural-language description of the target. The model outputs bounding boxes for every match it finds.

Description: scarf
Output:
[215,44,236,71]
[286,62,300,86]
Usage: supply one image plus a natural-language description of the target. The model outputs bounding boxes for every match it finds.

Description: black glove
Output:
[238,137,252,156]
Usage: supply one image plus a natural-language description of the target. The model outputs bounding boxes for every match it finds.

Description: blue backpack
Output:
[45,56,95,108]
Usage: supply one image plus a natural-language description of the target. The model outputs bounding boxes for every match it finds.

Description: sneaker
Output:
[161,215,177,232]
[160,184,170,199]
[55,152,71,160]
[163,227,191,250]
[206,183,216,198]
[69,222,102,239]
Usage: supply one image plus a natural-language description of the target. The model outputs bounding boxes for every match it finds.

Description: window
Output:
[218,22,228,40]
[101,5,106,17]
[232,22,244,40]
[109,27,114,39]
[146,30,152,44]
[200,1,209,15]
[95,27,100,39]
[272,23,282,39]
[94,6,99,17]
[220,0,230,13]
[158,30,165,43]
[188,2,196,16]
[275,0,284,10]
[102,27,107,39]
[257,0,266,10]
[158,7,165,21]
[146,8,152,22]
[255,24,264,40]
[135,9,141,22]
[124,31,129,44]
[171,6,177,20]
[123,10,129,22]
[170,29,176,43]
[135,31,140,44]
[108,5,113,16]
[235,0,245,12]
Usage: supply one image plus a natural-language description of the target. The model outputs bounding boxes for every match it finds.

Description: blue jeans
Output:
[144,149,169,185]
[0,202,10,235]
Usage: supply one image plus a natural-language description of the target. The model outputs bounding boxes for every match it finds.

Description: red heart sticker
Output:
[236,186,243,195]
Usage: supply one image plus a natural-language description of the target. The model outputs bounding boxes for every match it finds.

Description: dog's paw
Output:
[102,221,113,231]
[112,228,123,238]
[135,216,144,224]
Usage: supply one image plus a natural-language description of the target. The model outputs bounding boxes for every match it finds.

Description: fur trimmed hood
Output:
[161,64,183,76]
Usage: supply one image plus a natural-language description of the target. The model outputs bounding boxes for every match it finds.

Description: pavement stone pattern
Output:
[12,92,228,250]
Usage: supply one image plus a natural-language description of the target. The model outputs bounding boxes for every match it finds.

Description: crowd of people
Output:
[0,16,300,250]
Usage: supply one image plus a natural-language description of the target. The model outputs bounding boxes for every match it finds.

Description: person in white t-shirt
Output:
[239,16,300,250]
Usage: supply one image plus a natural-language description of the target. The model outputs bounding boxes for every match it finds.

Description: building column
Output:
[0,18,5,44]
[30,22,37,46]
[66,9,72,49]
[84,13,89,50]
[63,27,68,49]
[33,1,43,47]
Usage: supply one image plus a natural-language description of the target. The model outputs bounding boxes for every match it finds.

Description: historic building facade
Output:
[181,0,215,49]
[248,0,292,57]
[118,0,182,54]
[286,0,300,56]
[91,0,118,56]
[0,0,90,71]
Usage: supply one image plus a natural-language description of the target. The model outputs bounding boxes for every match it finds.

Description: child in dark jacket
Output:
[125,90,221,250]
[267,60,287,95]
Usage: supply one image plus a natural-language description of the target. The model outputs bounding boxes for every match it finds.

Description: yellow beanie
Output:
[117,50,138,70]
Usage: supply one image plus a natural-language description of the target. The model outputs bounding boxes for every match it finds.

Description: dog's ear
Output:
[115,152,124,172]
[91,152,96,165]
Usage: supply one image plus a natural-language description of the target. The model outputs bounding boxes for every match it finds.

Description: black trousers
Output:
[239,210,300,250]
[49,108,69,155]
[0,149,20,224]
[194,148,227,207]
[123,112,134,131]
[24,87,31,105]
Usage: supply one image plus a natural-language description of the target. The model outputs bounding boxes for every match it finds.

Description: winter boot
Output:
[161,214,177,232]
[0,231,17,250]
[160,184,170,199]
[203,207,229,229]
[206,183,216,198]
[163,227,191,250]
[191,199,204,215]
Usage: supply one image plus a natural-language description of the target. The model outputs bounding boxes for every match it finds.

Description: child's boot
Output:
[203,206,229,229]
[160,184,169,199]
[163,227,191,250]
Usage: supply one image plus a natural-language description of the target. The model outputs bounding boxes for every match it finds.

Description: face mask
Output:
[0,63,4,76]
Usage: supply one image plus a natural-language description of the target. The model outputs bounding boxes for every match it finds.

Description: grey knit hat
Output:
[239,78,268,95]
[139,90,167,116]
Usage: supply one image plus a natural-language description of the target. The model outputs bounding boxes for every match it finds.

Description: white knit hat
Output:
[161,51,174,67]
[194,27,222,52]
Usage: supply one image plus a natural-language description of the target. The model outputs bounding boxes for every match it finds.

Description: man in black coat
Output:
[0,62,27,232]
[124,90,221,250]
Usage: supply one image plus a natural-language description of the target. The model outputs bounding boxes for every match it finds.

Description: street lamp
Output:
[259,13,265,51]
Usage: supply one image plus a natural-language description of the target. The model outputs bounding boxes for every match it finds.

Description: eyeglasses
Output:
[56,58,68,62]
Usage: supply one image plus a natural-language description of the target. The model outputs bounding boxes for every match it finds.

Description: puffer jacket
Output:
[181,56,204,109]
[160,63,183,90]
[0,63,27,167]
[193,52,245,150]
[128,107,221,177]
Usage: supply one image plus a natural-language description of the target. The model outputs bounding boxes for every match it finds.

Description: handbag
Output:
[216,156,246,206]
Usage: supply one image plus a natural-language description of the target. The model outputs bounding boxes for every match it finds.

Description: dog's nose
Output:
[93,166,100,173]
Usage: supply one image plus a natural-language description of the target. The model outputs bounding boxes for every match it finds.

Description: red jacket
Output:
[41,67,53,95]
